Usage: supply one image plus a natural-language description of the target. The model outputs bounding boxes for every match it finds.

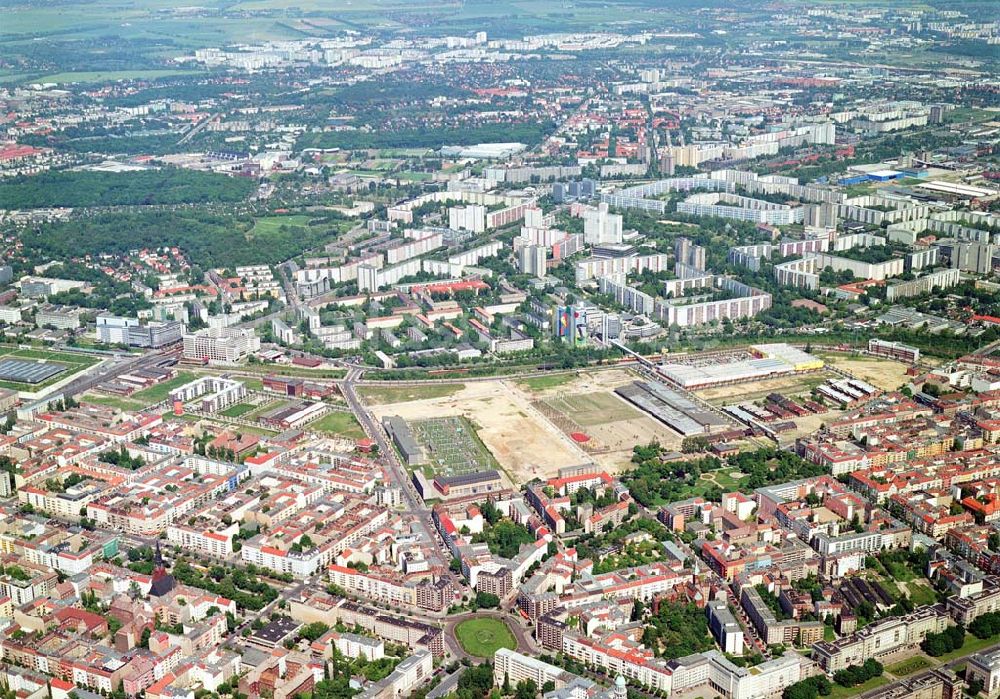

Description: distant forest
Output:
[17,210,344,268]
[0,168,255,209]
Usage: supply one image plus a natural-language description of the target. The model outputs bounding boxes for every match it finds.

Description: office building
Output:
[182,327,261,363]
[97,316,183,348]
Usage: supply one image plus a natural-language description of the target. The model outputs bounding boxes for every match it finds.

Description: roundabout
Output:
[453,617,518,658]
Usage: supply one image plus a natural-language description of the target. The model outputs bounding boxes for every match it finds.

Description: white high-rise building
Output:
[449,205,487,233]
[952,242,994,275]
[523,205,545,229]
[518,244,548,278]
[584,203,623,245]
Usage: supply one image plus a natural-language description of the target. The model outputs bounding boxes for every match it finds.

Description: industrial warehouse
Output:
[657,344,825,390]
[616,379,733,436]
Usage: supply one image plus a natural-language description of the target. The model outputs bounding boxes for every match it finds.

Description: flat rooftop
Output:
[0,359,66,384]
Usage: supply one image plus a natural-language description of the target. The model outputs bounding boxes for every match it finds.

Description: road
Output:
[442,610,538,660]
[341,372,447,568]
[426,670,461,699]
[178,112,220,145]
[54,345,182,400]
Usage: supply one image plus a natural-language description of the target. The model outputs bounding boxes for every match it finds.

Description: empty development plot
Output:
[358,383,463,405]
[694,371,834,406]
[365,380,587,484]
[310,411,365,440]
[131,371,196,404]
[821,353,911,392]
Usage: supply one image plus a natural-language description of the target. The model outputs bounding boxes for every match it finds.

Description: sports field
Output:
[532,377,687,471]
[454,618,516,658]
[218,403,258,418]
[543,392,640,426]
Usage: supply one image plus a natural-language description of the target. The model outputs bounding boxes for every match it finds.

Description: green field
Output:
[544,391,640,426]
[242,377,264,391]
[828,676,889,699]
[131,371,196,404]
[358,383,463,405]
[0,345,102,391]
[936,633,1000,663]
[517,373,577,391]
[250,215,314,236]
[886,656,932,677]
[907,583,938,607]
[309,411,365,439]
[82,394,146,412]
[453,618,516,658]
[238,365,344,380]
[30,70,201,85]
[219,403,258,418]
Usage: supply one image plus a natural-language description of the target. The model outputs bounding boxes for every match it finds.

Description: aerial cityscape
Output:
[0,2,997,699]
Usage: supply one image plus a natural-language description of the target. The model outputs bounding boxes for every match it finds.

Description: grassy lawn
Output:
[828,676,889,699]
[517,374,578,391]
[219,403,257,418]
[131,371,196,404]
[239,365,344,380]
[309,411,365,439]
[886,656,932,677]
[30,70,201,84]
[358,383,463,405]
[250,215,313,236]
[454,618,516,658]
[243,377,264,391]
[82,394,146,412]
[907,583,938,607]
[937,634,1000,663]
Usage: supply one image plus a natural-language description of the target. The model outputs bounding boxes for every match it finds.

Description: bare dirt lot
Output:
[365,368,684,481]
[694,371,833,406]
[520,368,685,472]
[823,355,911,391]
[365,380,591,484]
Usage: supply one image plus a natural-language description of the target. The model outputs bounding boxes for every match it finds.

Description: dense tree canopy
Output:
[0,168,255,209]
